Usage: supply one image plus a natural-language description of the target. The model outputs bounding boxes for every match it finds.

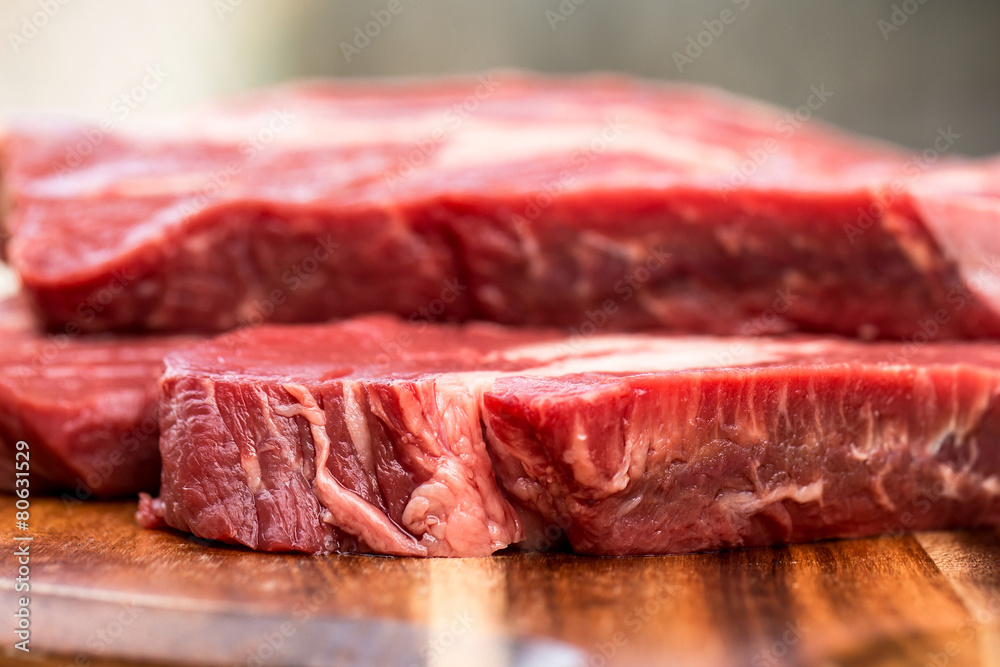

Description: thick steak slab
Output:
[140,317,1000,556]
[0,297,190,497]
[4,74,999,337]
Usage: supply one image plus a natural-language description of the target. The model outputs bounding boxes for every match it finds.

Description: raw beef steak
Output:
[139,316,1000,556]
[0,297,191,497]
[4,74,999,338]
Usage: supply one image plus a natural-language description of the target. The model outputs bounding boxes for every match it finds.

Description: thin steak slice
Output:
[4,74,1000,338]
[139,316,1000,556]
[0,297,191,497]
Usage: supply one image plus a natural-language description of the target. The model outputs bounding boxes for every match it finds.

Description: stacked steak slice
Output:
[139,317,1000,556]
[0,298,191,497]
[3,74,999,338]
[2,73,1000,555]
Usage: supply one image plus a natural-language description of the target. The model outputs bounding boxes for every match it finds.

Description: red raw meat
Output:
[4,74,999,337]
[139,316,1000,556]
[0,297,191,497]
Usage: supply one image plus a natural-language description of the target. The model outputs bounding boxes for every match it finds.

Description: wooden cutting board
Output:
[3,497,1000,667]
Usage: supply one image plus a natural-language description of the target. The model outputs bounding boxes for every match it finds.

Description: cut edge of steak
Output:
[483,366,1000,555]
[139,317,1000,556]
[147,369,524,556]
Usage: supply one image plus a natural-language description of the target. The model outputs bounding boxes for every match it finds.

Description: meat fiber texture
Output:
[0,297,191,497]
[139,316,1000,557]
[3,73,1000,338]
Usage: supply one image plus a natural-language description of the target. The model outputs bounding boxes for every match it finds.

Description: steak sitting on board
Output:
[4,74,1000,337]
[0,297,191,497]
[138,316,1000,556]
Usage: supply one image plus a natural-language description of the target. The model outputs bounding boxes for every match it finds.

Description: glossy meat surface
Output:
[0,297,191,496]
[140,316,1000,556]
[4,74,999,337]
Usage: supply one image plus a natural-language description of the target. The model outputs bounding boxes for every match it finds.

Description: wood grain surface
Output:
[2,497,1000,667]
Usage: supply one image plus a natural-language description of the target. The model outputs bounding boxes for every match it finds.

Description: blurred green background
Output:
[1,0,998,154]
